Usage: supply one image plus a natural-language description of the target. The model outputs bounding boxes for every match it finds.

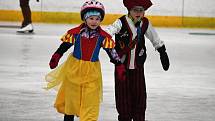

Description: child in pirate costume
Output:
[45,0,121,121]
[105,0,170,121]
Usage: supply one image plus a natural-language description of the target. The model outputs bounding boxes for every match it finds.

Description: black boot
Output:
[64,114,74,121]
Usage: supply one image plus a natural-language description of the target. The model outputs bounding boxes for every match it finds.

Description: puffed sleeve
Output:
[102,37,115,49]
[60,32,76,44]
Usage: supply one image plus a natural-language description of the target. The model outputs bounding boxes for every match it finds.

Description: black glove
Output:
[157,45,170,71]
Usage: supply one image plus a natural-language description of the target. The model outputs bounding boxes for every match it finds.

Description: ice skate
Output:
[17,23,34,33]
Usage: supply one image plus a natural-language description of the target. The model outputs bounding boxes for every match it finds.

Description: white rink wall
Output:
[0,0,215,17]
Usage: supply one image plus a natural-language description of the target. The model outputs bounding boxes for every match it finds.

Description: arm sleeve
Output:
[55,42,72,55]
[105,19,122,37]
[145,21,164,49]
[104,48,121,64]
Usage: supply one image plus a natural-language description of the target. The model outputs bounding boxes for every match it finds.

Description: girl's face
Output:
[129,8,145,23]
[85,16,101,29]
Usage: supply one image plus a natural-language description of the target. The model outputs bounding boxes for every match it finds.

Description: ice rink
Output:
[0,22,215,121]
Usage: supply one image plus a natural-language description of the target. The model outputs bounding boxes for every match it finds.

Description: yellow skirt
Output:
[45,55,103,120]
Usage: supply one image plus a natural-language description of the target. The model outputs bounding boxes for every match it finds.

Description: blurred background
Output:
[0,0,215,28]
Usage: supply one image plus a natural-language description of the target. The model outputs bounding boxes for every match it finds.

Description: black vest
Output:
[115,15,149,67]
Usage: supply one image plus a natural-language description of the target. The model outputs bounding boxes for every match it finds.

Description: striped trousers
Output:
[114,67,147,121]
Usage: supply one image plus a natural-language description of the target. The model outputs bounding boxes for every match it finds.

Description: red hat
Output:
[123,0,153,11]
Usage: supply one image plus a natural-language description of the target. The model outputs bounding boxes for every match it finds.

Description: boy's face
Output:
[129,7,145,22]
[85,16,101,29]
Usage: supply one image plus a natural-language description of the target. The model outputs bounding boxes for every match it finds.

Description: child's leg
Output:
[129,67,147,121]
[114,71,132,121]
[64,115,74,121]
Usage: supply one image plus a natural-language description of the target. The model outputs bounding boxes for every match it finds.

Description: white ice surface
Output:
[0,22,215,121]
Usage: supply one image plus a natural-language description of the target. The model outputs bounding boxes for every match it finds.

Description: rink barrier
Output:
[0,10,215,28]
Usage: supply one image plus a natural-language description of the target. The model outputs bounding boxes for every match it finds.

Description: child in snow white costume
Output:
[45,0,122,121]
[105,0,170,121]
